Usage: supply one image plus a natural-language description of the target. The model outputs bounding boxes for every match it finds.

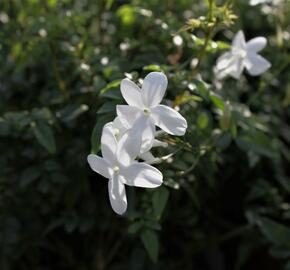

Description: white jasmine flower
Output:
[87,122,163,215]
[249,0,270,5]
[116,72,188,148]
[216,30,271,79]
[249,0,280,6]
[111,116,167,152]
[173,35,183,46]
[109,116,167,164]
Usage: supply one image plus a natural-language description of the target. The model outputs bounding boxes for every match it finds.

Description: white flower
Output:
[116,72,188,149]
[249,0,270,5]
[249,0,280,6]
[87,122,163,215]
[110,116,168,161]
[216,30,271,79]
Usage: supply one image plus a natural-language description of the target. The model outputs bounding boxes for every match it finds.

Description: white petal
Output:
[216,52,235,70]
[153,139,168,148]
[116,105,143,127]
[116,124,143,167]
[246,37,267,53]
[87,154,111,178]
[141,72,168,108]
[112,116,129,140]
[245,53,271,76]
[108,175,127,215]
[138,151,156,163]
[139,117,155,153]
[215,53,245,79]
[120,78,144,107]
[227,57,245,79]
[151,105,187,136]
[121,162,163,188]
[101,123,118,165]
[232,30,246,50]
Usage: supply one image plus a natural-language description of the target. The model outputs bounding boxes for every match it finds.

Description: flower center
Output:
[112,166,120,174]
[114,128,120,140]
[235,48,247,58]
[143,108,151,115]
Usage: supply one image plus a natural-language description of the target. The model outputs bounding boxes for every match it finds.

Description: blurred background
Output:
[0,0,290,269]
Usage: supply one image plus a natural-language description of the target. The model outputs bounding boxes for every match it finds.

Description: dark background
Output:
[0,0,290,269]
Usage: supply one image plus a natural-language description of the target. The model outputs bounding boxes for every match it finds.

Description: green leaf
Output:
[47,0,57,8]
[140,229,159,263]
[210,94,225,111]
[215,132,232,150]
[285,260,290,270]
[143,220,162,231]
[105,0,115,10]
[246,212,290,249]
[143,64,162,72]
[152,187,169,220]
[256,217,290,249]
[117,5,136,26]
[236,131,278,159]
[192,79,209,100]
[0,119,10,136]
[100,79,122,100]
[97,101,118,114]
[197,112,209,129]
[100,79,121,95]
[58,104,89,122]
[20,167,41,188]
[90,114,114,153]
[128,221,143,234]
[32,122,56,154]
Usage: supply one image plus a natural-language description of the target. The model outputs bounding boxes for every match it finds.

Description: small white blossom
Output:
[216,30,271,79]
[117,72,188,151]
[87,123,163,215]
[173,35,183,46]
[109,116,167,163]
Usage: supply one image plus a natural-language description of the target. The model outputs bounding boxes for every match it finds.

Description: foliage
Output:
[0,0,290,269]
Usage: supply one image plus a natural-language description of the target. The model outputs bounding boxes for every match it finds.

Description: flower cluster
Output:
[88,72,187,215]
[215,30,271,79]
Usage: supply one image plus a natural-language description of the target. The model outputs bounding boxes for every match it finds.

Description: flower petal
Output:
[141,72,168,108]
[112,116,129,140]
[139,117,155,154]
[138,151,156,163]
[216,52,235,70]
[87,154,111,178]
[121,162,163,188]
[246,37,267,53]
[101,123,118,165]
[227,57,245,79]
[108,175,127,215]
[116,124,143,167]
[232,30,246,50]
[116,105,143,127]
[151,105,187,135]
[245,53,271,76]
[153,139,168,148]
[120,78,144,107]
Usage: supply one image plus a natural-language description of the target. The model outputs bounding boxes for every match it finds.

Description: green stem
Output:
[177,154,201,177]
[191,13,217,77]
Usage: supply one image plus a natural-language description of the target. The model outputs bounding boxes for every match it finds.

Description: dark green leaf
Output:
[152,187,169,219]
[140,229,159,263]
[90,114,114,153]
[32,122,56,154]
